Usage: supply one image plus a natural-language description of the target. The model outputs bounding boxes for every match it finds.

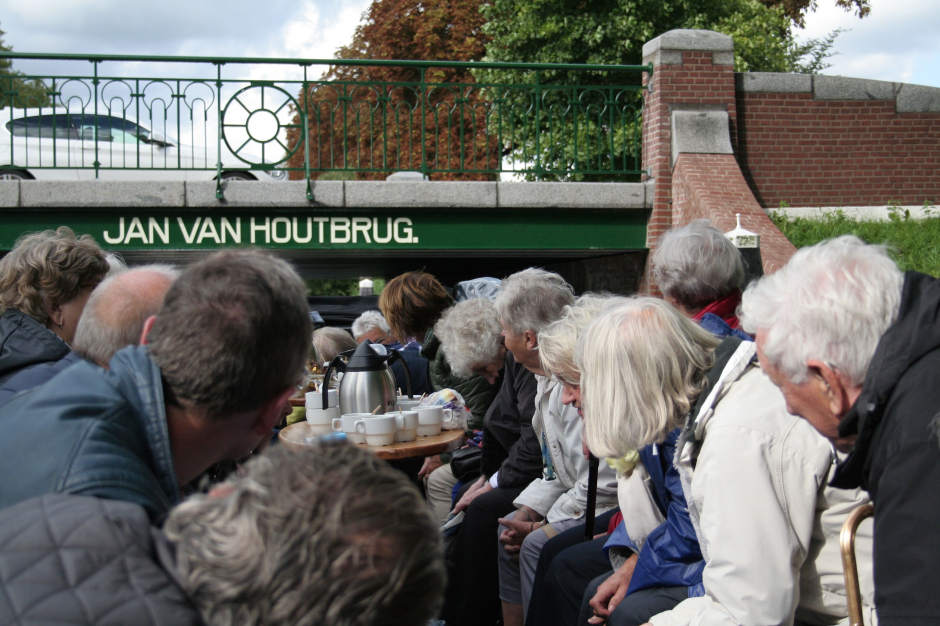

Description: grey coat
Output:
[0,493,202,625]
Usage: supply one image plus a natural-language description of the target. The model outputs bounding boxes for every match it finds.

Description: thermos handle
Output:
[387,349,413,398]
[321,355,348,410]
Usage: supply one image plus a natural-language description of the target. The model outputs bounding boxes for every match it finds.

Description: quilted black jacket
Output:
[0,494,202,625]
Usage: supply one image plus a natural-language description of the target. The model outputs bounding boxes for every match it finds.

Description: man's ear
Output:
[524,330,539,351]
[807,359,852,419]
[139,316,157,346]
[252,386,296,435]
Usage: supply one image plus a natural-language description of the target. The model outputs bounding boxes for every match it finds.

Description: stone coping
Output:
[736,72,940,113]
[0,180,652,210]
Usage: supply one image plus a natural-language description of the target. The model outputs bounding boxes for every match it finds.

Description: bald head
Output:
[73,264,180,366]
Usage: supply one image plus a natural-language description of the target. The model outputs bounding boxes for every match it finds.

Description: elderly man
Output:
[428,297,541,525]
[352,309,394,344]
[0,249,311,522]
[0,441,445,626]
[441,269,618,626]
[0,264,179,402]
[741,235,935,625]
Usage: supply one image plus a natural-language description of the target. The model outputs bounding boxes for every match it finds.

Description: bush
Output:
[772,206,940,276]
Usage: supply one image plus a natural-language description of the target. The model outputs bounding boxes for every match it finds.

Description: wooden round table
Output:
[278,421,465,460]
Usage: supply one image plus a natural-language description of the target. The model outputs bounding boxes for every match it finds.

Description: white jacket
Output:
[514,376,618,524]
[650,341,834,626]
[796,459,877,626]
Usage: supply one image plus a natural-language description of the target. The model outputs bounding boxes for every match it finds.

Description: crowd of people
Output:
[0,219,936,626]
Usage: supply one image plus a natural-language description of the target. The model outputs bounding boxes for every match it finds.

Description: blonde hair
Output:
[576,298,720,458]
[0,227,108,323]
[538,294,625,385]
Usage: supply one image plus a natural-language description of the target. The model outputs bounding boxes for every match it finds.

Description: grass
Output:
[771,206,940,276]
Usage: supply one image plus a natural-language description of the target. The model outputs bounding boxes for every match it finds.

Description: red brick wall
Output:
[641,50,738,293]
[736,93,940,208]
[672,153,796,274]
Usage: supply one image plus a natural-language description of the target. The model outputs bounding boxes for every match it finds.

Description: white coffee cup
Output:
[306,406,341,436]
[396,397,422,411]
[387,410,419,442]
[305,388,339,410]
[356,415,397,446]
[414,405,448,437]
[332,412,370,444]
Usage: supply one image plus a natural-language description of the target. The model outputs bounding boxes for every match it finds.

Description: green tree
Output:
[760,0,870,27]
[475,0,844,180]
[0,25,51,109]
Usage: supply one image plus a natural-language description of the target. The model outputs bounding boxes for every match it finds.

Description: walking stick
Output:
[584,454,599,540]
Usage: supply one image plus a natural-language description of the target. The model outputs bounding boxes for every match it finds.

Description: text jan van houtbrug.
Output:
[102,216,419,245]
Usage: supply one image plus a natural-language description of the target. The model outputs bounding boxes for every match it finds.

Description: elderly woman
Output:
[740,236,908,624]
[0,227,109,385]
[311,326,358,364]
[380,271,497,481]
[577,298,834,626]
[651,220,749,339]
[527,294,697,626]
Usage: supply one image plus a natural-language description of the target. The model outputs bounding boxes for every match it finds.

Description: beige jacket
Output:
[650,341,836,626]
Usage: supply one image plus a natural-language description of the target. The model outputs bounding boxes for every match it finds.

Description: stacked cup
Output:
[305,388,340,436]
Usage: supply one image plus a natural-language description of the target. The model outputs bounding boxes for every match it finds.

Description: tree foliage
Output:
[759,0,870,28]
[0,25,51,109]
[475,0,845,179]
[285,0,497,181]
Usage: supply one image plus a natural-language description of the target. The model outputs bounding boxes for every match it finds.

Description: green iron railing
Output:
[0,52,651,198]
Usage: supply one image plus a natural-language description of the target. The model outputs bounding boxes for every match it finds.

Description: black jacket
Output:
[834,271,940,625]
[0,494,202,625]
[0,309,70,386]
[481,351,542,488]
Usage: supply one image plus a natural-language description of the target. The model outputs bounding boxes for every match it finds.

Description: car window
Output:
[6,114,78,139]
[69,115,151,144]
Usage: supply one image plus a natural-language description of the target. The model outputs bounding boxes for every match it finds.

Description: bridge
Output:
[3,28,940,292]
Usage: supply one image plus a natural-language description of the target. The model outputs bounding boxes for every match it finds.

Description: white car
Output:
[0,108,287,182]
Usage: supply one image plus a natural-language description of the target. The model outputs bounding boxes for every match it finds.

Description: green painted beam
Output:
[0,208,648,252]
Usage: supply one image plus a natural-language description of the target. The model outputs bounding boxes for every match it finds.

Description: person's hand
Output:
[418,455,444,479]
[588,554,638,624]
[497,508,544,554]
[453,476,491,513]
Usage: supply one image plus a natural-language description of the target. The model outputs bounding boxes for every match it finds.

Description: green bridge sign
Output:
[0,208,648,252]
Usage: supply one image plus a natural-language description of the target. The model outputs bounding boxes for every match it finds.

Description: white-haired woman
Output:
[652,220,749,339]
[577,298,833,626]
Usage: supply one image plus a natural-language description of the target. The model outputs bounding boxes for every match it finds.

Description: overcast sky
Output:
[0,0,935,85]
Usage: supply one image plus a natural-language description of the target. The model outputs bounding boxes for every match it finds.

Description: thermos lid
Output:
[345,340,392,372]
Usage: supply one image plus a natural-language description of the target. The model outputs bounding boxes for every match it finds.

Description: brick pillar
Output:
[640,30,736,293]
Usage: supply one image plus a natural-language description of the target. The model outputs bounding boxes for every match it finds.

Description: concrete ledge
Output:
[770,205,938,221]
[0,182,18,208]
[712,51,734,66]
[497,182,646,209]
[736,72,812,93]
[813,75,897,101]
[642,29,733,59]
[345,181,497,208]
[896,83,940,113]
[671,110,733,168]
[186,181,343,207]
[19,181,185,208]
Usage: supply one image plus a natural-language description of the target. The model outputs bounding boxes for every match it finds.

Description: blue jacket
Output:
[0,309,70,386]
[0,350,83,404]
[0,345,180,522]
[604,428,705,597]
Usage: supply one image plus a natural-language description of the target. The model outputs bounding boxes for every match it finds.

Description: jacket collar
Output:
[677,338,756,458]
[108,345,182,508]
[834,271,940,489]
[0,309,70,378]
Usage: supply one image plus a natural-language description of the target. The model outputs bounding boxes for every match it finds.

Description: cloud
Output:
[798,0,940,86]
